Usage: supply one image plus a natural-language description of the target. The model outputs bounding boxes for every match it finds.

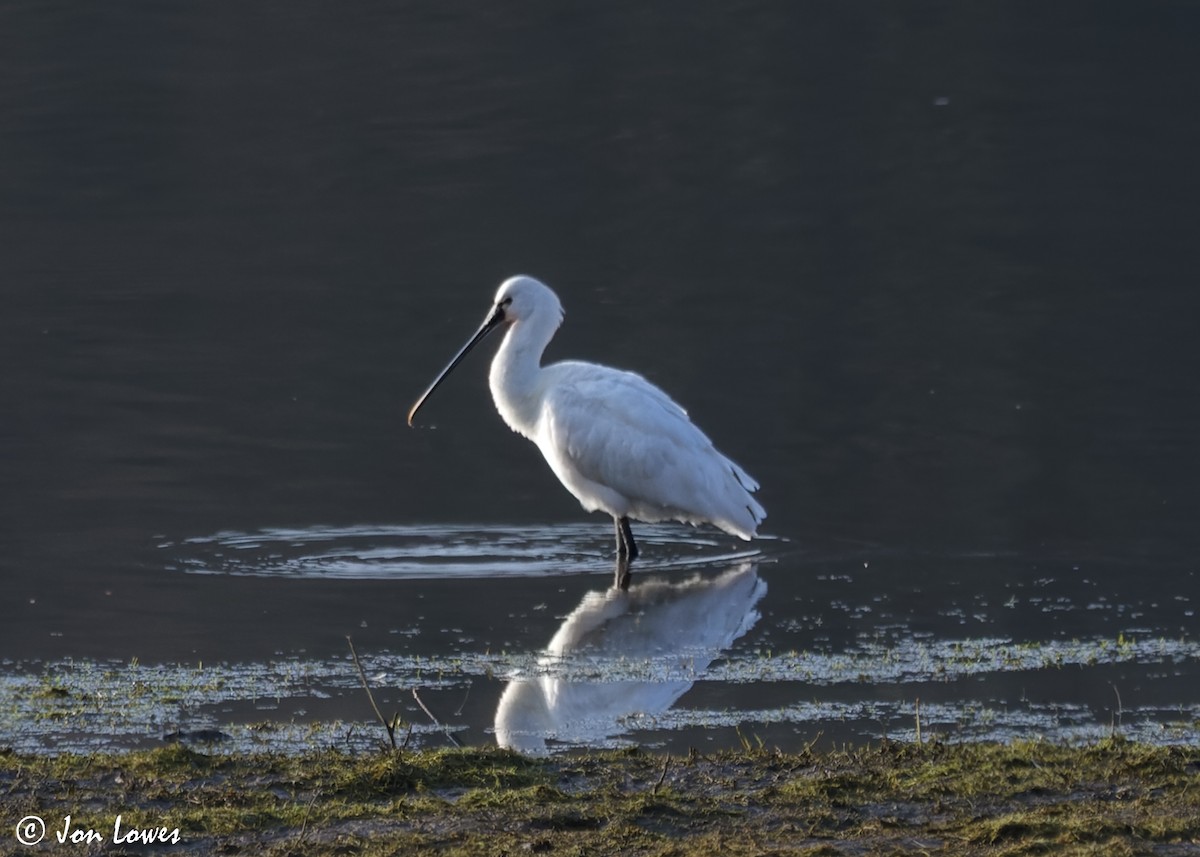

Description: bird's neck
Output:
[489,317,553,438]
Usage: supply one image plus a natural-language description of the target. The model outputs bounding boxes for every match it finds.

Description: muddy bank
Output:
[2,739,1198,855]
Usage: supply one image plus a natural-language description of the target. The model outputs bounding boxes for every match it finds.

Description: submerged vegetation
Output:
[2,739,1197,855]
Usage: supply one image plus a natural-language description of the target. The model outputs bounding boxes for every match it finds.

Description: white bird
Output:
[407,275,765,586]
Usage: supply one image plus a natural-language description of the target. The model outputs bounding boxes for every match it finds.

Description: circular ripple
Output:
[159,523,768,580]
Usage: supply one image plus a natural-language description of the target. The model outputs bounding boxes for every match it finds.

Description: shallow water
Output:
[162,523,767,580]
[4,529,1196,754]
[3,2,1199,754]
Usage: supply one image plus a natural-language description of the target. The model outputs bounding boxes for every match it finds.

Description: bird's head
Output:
[406,275,564,427]
[492,275,564,327]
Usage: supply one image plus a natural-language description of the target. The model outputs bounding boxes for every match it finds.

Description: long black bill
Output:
[407,303,507,426]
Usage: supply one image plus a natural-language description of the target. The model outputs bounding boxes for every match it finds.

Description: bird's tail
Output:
[720,459,766,540]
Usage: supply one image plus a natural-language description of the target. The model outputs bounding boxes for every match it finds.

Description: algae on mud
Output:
[1,739,1197,856]
[5,623,1198,755]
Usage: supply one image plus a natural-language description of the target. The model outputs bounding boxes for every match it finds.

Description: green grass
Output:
[0,738,1197,856]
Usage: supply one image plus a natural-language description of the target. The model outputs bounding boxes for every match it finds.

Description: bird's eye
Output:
[499,296,513,308]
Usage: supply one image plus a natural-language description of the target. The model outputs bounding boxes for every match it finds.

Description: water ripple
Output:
[159,523,771,580]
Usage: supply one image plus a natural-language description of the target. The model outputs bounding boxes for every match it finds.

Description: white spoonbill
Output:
[407,276,765,585]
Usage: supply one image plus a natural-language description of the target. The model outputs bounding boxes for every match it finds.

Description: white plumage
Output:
[408,275,765,582]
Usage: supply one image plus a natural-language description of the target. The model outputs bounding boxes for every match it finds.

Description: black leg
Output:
[612,516,637,590]
[614,556,631,590]
[616,516,639,561]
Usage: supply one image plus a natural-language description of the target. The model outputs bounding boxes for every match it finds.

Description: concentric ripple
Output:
[159,523,770,580]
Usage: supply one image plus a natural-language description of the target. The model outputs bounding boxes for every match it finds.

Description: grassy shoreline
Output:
[2,739,1198,855]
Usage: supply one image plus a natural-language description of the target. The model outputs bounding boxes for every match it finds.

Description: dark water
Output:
[2,3,1198,753]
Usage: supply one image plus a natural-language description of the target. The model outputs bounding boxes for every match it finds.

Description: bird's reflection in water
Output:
[494,561,765,754]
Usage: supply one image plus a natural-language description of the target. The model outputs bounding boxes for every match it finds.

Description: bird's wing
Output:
[539,364,761,532]
[545,366,705,479]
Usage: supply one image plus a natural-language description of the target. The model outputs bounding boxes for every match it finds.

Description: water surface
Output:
[1,2,1197,753]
